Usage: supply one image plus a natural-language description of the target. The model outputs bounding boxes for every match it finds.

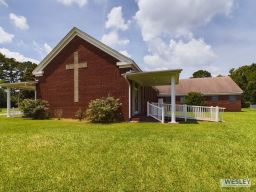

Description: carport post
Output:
[128,81,131,119]
[34,89,37,100]
[170,76,176,123]
[6,88,11,118]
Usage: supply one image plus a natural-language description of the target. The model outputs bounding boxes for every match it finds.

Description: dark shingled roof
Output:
[156,76,243,96]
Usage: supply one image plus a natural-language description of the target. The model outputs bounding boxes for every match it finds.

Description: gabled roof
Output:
[33,27,141,76]
[157,76,243,96]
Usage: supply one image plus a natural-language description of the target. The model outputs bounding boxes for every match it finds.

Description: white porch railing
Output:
[9,108,23,117]
[147,102,165,123]
[148,102,225,123]
[250,105,256,109]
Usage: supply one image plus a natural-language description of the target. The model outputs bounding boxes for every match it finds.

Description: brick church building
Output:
[32,27,181,121]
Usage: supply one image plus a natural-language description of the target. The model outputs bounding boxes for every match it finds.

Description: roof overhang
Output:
[0,81,36,90]
[124,69,182,86]
[116,62,139,71]
[33,27,142,77]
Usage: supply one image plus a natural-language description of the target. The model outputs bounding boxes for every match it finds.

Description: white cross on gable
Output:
[66,51,87,102]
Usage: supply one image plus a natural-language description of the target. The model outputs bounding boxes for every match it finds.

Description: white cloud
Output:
[102,6,130,50]
[0,27,14,44]
[43,43,52,54]
[106,6,129,31]
[57,0,87,7]
[135,0,234,41]
[144,38,218,71]
[0,48,39,63]
[9,13,29,30]
[101,31,129,47]
[33,41,52,58]
[119,50,131,58]
[0,0,8,6]
[133,0,236,76]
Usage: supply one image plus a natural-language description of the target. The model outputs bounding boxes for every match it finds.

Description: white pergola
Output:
[124,69,182,123]
[0,81,36,117]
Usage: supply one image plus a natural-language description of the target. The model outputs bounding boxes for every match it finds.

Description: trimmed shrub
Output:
[86,96,122,123]
[75,108,86,121]
[185,92,205,106]
[20,99,49,119]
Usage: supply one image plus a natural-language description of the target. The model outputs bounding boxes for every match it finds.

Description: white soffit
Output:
[124,69,182,86]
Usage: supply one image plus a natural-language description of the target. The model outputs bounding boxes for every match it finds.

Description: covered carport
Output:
[124,69,182,123]
[0,81,36,117]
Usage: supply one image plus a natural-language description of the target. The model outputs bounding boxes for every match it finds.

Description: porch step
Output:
[130,115,158,122]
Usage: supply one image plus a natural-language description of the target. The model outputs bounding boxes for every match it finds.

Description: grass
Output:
[0,109,255,191]
[0,108,6,115]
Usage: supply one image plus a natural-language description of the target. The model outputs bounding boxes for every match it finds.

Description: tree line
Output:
[229,64,256,106]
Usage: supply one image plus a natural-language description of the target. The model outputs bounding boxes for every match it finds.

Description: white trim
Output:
[124,69,182,87]
[33,71,44,77]
[116,61,130,65]
[117,63,139,71]
[33,27,142,76]
[128,81,131,119]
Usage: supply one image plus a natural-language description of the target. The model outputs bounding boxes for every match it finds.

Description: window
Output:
[180,96,185,104]
[211,96,219,102]
[166,97,171,103]
[229,95,236,102]
[166,96,180,104]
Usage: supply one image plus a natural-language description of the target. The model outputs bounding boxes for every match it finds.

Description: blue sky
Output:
[0,0,255,78]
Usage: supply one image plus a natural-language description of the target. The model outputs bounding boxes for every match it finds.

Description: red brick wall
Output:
[204,95,242,112]
[140,87,158,115]
[162,95,242,111]
[36,36,132,120]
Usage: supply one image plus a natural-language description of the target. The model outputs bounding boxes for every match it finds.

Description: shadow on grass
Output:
[175,119,199,124]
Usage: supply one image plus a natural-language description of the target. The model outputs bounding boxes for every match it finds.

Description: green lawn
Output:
[0,108,6,115]
[0,110,255,191]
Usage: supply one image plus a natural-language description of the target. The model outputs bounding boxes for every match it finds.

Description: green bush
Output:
[75,108,86,121]
[86,96,122,123]
[185,92,205,106]
[242,101,251,108]
[20,99,49,119]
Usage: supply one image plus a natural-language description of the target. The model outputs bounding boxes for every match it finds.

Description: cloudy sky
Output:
[0,0,255,77]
